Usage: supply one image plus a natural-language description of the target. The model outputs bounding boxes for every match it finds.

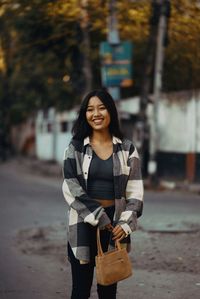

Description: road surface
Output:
[0,159,200,299]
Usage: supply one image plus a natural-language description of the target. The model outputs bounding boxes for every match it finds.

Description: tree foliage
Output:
[0,0,85,127]
[164,0,200,91]
[0,0,200,126]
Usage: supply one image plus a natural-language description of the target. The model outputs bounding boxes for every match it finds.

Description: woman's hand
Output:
[105,223,114,232]
[112,225,126,241]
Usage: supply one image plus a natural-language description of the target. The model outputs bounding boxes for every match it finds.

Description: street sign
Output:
[100,41,133,87]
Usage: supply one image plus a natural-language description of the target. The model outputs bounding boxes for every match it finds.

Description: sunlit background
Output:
[1,2,200,298]
[1,0,200,184]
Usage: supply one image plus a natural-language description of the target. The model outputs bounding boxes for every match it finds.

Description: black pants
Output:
[68,206,117,299]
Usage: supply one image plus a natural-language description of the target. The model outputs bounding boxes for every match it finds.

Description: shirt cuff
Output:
[119,223,132,236]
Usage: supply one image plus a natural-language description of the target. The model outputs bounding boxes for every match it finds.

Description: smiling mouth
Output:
[93,119,104,124]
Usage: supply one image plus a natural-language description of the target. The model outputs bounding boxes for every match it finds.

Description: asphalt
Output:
[1,157,200,299]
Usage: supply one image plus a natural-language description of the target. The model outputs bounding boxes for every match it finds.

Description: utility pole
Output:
[148,0,170,184]
[107,0,121,100]
[80,0,92,96]
[139,0,161,175]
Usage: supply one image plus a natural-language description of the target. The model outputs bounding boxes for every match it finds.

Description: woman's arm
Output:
[117,145,144,236]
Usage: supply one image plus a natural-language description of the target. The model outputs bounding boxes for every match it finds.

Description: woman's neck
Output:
[90,130,112,145]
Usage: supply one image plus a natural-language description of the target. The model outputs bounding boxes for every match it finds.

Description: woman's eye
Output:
[100,106,106,110]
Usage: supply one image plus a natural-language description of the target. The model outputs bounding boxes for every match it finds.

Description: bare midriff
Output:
[95,198,115,208]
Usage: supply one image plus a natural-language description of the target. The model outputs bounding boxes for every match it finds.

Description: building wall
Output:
[35,108,75,163]
[36,133,54,160]
[155,91,200,181]
[157,91,200,153]
[55,132,72,163]
[35,90,200,181]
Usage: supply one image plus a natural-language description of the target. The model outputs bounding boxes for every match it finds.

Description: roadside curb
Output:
[161,180,200,194]
[144,178,200,195]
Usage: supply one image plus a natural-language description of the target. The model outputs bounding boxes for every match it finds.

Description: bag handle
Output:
[96,227,121,257]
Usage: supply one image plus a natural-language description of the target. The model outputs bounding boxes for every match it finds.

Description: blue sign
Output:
[100,41,133,87]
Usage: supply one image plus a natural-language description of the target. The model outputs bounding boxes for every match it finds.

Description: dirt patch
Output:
[16,223,67,263]
[15,223,200,275]
[132,229,200,274]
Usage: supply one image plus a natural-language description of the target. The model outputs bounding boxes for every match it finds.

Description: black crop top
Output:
[87,151,115,200]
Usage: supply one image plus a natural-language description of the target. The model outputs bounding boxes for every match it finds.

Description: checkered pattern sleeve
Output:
[118,144,144,235]
[62,143,111,228]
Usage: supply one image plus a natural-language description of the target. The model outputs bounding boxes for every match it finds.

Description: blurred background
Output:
[1,2,200,299]
[1,0,200,185]
[0,0,200,182]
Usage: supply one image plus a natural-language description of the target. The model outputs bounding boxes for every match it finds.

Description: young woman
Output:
[62,89,144,299]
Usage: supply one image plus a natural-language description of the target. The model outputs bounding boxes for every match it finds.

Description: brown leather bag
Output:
[95,227,133,286]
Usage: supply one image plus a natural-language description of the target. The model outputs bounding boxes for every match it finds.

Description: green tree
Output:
[0,0,85,125]
[164,0,200,91]
[0,0,200,129]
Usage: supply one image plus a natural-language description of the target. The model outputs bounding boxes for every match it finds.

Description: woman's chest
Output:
[91,144,113,160]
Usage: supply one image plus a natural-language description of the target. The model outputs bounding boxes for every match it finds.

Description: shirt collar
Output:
[84,136,90,146]
[83,136,122,146]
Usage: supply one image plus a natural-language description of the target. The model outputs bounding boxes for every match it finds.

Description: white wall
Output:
[157,92,200,153]
[195,94,200,152]
[55,132,72,164]
[36,109,75,164]
[36,133,54,160]
[35,90,200,163]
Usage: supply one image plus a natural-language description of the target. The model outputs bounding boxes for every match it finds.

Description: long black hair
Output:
[72,89,123,140]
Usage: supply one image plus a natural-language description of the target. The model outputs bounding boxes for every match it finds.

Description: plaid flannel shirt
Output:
[62,136,144,261]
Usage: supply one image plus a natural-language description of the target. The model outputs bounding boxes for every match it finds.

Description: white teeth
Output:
[93,119,103,123]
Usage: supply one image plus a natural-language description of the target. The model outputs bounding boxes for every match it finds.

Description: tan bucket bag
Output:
[95,227,133,286]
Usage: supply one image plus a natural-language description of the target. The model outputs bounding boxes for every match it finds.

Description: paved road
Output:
[0,160,68,299]
[0,159,200,299]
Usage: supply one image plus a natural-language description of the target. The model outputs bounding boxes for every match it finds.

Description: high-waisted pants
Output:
[68,205,117,299]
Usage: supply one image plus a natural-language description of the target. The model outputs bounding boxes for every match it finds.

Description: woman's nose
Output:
[93,108,100,116]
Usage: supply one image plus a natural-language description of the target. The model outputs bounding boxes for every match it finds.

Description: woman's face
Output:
[86,96,111,132]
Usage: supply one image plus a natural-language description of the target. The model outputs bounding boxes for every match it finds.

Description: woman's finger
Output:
[112,233,124,240]
[113,226,123,235]
[112,225,126,240]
